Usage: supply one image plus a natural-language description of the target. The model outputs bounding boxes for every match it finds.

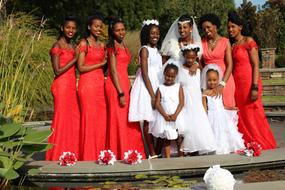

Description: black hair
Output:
[227,11,251,43]
[178,14,194,27]
[164,63,179,74]
[206,68,219,77]
[140,24,160,46]
[86,13,104,35]
[182,47,200,56]
[199,13,221,29]
[106,16,124,50]
[59,16,77,37]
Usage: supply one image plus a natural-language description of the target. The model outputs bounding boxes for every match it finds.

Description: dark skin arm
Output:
[210,41,233,97]
[247,37,259,102]
[202,96,208,113]
[109,50,126,107]
[51,43,77,76]
[170,85,184,121]
[162,55,170,65]
[140,47,156,108]
[155,89,171,121]
[77,40,107,73]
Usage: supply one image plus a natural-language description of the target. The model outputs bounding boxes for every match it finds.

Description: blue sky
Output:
[235,0,267,7]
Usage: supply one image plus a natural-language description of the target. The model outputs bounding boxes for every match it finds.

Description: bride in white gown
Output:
[161,14,203,66]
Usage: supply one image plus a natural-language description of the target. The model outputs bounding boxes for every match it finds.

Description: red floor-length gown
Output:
[46,47,80,161]
[78,44,107,160]
[105,45,146,160]
[232,40,276,150]
[202,37,236,108]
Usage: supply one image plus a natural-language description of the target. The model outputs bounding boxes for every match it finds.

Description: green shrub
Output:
[275,55,285,68]
[0,13,54,122]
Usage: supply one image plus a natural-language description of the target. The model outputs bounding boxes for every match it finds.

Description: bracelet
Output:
[251,84,258,91]
[118,92,125,97]
[219,81,226,87]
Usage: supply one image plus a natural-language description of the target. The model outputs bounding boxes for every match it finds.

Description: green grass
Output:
[0,13,54,122]
[262,79,285,85]
[262,96,285,102]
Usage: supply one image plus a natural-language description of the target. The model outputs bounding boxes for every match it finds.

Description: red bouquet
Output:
[59,152,77,166]
[98,150,116,165]
[124,150,143,165]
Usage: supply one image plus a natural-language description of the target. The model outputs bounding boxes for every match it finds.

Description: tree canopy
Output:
[7,0,235,37]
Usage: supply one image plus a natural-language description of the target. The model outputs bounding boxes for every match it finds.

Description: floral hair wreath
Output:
[181,44,200,53]
[142,19,159,27]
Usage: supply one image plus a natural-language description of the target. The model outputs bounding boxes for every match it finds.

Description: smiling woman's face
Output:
[62,21,77,39]
[201,21,217,39]
[112,22,126,42]
[178,23,192,39]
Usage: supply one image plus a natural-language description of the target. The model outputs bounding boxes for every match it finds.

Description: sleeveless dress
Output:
[232,40,276,150]
[77,44,107,160]
[46,47,80,161]
[178,67,217,153]
[202,37,236,108]
[205,95,245,154]
[129,46,162,122]
[149,83,185,140]
[105,45,146,160]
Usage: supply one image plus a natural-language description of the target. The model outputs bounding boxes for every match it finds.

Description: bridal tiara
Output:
[178,20,192,25]
[142,19,159,27]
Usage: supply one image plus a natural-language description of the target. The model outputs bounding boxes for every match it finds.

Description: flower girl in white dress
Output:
[201,64,245,154]
[150,63,185,158]
[129,20,162,158]
[179,44,217,154]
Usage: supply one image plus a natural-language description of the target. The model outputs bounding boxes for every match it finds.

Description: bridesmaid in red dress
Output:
[105,17,146,160]
[46,17,80,160]
[227,11,276,150]
[77,14,107,160]
[199,13,236,108]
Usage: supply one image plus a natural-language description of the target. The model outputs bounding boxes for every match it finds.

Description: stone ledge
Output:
[26,148,285,182]
[265,112,285,117]
[263,102,285,106]
[260,68,285,72]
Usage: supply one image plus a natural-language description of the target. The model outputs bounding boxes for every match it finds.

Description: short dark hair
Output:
[88,13,104,26]
[199,13,221,29]
[164,63,178,74]
[140,24,160,46]
[206,68,219,77]
[62,15,77,27]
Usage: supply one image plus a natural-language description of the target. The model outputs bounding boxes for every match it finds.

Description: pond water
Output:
[5,167,285,190]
